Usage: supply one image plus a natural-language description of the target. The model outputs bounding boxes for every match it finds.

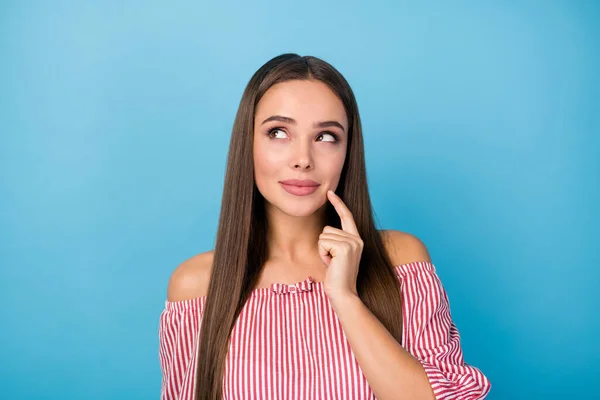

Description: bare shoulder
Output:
[166,250,214,302]
[379,229,431,266]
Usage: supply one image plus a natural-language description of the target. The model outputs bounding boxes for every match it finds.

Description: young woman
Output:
[158,53,491,400]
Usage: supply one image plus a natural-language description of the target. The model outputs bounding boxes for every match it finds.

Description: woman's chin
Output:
[269,200,325,218]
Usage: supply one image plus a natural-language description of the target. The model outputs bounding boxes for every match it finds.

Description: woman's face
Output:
[253,79,348,217]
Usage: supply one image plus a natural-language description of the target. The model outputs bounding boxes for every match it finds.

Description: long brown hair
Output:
[196,53,403,399]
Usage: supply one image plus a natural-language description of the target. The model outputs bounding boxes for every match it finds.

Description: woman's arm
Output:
[330,292,436,400]
[328,231,436,400]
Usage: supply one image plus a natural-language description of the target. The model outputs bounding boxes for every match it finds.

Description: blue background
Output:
[1,1,598,399]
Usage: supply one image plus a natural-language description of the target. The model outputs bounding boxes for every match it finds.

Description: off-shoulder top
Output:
[158,261,491,399]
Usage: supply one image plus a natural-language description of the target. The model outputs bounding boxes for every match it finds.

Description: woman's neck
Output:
[265,203,327,265]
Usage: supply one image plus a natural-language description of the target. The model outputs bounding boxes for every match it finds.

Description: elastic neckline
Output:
[164,261,435,310]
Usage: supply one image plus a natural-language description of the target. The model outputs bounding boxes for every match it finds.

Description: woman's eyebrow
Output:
[261,115,345,132]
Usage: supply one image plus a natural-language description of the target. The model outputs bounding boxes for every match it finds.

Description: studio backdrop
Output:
[1,1,598,399]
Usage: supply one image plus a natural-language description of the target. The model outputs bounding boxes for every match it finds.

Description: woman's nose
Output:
[292,142,313,170]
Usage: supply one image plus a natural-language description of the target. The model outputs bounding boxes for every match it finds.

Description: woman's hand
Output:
[318,189,364,301]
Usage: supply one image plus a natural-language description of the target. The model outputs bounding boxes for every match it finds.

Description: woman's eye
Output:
[267,128,288,139]
[318,132,338,142]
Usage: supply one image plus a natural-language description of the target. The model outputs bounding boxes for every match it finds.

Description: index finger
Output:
[327,190,359,235]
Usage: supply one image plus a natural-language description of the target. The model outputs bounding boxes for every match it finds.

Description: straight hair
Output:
[195,53,403,399]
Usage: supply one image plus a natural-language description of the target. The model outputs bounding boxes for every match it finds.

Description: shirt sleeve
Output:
[158,299,203,400]
[397,262,491,400]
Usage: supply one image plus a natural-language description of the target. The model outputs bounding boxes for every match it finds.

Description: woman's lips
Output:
[280,183,320,196]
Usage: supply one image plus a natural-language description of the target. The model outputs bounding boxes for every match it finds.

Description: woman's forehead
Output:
[255,80,348,128]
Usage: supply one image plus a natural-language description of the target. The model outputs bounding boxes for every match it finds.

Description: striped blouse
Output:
[158,261,491,399]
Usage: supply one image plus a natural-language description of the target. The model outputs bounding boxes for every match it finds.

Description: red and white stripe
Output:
[159,261,491,399]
